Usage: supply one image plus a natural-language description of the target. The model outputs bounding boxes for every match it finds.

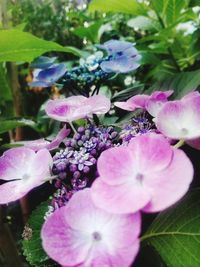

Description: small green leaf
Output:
[0,119,37,134]
[142,189,200,267]
[22,200,56,266]
[112,83,144,102]
[0,30,82,62]
[73,21,103,43]
[88,0,142,15]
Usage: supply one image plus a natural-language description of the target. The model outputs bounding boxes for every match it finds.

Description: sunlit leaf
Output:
[89,0,143,15]
[0,30,82,62]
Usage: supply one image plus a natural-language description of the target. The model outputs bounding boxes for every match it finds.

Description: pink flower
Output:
[91,133,193,213]
[22,126,70,151]
[41,188,141,267]
[0,147,53,204]
[45,95,111,122]
[114,90,173,117]
[155,92,200,140]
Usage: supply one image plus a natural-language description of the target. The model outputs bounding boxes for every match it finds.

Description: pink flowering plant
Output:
[1,38,200,267]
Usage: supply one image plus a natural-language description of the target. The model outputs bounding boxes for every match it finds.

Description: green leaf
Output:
[112,83,144,102]
[152,0,189,26]
[0,30,82,62]
[0,119,37,134]
[148,69,200,99]
[73,21,103,43]
[22,200,56,266]
[88,0,142,15]
[141,189,200,267]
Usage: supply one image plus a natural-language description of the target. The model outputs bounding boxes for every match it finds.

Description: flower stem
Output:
[174,139,185,149]
[69,122,77,134]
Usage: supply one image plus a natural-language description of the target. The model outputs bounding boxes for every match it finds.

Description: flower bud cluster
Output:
[120,116,154,143]
[51,125,119,209]
[61,57,110,91]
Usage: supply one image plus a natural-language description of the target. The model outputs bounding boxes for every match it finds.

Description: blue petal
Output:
[28,81,52,87]
[30,56,57,69]
[98,40,133,55]
[37,64,67,83]
[100,58,140,73]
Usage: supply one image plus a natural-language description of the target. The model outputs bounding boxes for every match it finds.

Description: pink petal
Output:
[41,207,91,266]
[128,133,173,173]
[143,149,193,212]
[127,94,149,108]
[182,91,200,101]
[97,146,136,185]
[78,241,140,267]
[86,95,111,115]
[0,147,35,181]
[114,101,137,111]
[150,90,173,100]
[23,139,50,151]
[0,148,53,203]
[45,99,71,122]
[145,90,173,117]
[114,95,149,111]
[91,178,151,214]
[156,99,200,139]
[24,126,70,151]
[28,149,53,184]
[0,180,31,204]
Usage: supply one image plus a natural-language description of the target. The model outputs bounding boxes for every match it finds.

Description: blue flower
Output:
[98,40,141,73]
[29,63,67,87]
[30,56,57,69]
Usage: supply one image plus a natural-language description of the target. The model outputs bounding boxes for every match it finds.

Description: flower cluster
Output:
[51,124,119,209]
[0,39,198,267]
[29,40,141,93]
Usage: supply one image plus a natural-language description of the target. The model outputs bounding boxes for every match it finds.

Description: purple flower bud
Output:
[74,133,81,140]
[78,126,85,133]
[83,166,90,174]
[81,135,88,142]
[73,171,81,179]
[70,164,77,172]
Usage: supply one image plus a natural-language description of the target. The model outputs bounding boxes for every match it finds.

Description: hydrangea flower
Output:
[98,40,141,73]
[0,147,53,204]
[22,126,70,151]
[115,90,173,117]
[155,92,200,140]
[45,95,111,122]
[91,133,193,213]
[41,188,141,267]
[29,63,67,87]
[30,56,57,69]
